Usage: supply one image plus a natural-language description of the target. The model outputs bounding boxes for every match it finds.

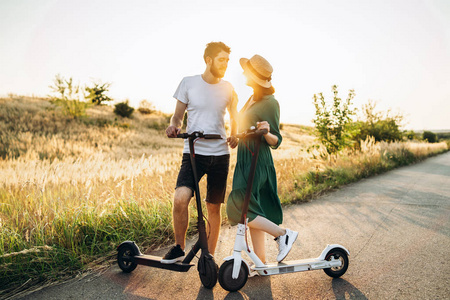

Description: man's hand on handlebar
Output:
[166,125,181,138]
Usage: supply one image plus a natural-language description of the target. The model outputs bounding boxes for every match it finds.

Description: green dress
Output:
[226,95,283,226]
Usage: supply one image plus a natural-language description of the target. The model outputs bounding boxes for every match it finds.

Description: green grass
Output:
[280,144,448,205]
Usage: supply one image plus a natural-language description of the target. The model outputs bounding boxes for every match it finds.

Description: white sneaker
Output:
[276,228,298,262]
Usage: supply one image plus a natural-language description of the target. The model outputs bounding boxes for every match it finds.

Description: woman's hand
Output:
[256,121,270,135]
[257,121,278,146]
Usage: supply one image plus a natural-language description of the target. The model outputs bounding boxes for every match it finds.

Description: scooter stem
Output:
[188,136,208,253]
[231,223,265,279]
[239,136,262,224]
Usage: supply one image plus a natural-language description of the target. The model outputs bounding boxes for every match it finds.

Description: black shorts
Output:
[176,153,230,204]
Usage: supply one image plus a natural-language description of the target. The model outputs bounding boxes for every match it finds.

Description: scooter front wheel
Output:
[117,244,138,273]
[198,254,218,289]
[218,260,249,292]
[324,248,349,278]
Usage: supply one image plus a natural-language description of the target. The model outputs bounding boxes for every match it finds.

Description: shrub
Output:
[48,74,90,119]
[51,99,90,119]
[437,132,450,140]
[351,100,403,144]
[85,81,112,105]
[423,131,437,143]
[138,107,152,114]
[404,130,416,140]
[137,100,155,115]
[114,101,134,118]
[49,74,81,101]
[312,85,356,154]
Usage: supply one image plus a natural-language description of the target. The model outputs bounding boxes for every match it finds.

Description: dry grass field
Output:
[0,96,448,294]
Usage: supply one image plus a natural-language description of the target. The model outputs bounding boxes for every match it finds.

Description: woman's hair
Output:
[253,84,275,102]
[204,42,231,62]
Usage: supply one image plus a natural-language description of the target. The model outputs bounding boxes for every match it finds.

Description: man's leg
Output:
[173,186,193,250]
[205,154,229,256]
[205,202,221,256]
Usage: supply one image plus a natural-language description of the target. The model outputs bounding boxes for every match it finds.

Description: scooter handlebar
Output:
[174,132,222,139]
[203,134,222,139]
[235,128,268,139]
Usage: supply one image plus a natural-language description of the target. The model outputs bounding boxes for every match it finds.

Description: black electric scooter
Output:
[117,131,222,289]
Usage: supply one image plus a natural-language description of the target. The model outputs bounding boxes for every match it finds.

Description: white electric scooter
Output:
[218,127,350,292]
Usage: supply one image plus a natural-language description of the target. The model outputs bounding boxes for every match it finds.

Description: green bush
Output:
[351,100,403,144]
[114,101,134,118]
[353,119,402,142]
[48,74,90,119]
[423,131,437,143]
[404,130,416,140]
[437,132,450,140]
[51,99,90,119]
[312,85,356,154]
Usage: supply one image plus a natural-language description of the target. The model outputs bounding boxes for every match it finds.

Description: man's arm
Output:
[226,90,239,148]
[166,100,187,137]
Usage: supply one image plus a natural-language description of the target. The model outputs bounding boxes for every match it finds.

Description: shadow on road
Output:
[332,278,367,300]
[215,276,273,300]
[196,286,214,300]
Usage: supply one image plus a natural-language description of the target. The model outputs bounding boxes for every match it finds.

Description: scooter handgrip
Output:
[255,129,268,135]
[176,133,189,139]
[203,134,222,139]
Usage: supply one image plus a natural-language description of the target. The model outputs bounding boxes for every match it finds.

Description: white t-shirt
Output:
[173,75,234,155]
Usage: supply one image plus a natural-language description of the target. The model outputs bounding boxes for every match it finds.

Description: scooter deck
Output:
[134,254,194,272]
[252,257,340,276]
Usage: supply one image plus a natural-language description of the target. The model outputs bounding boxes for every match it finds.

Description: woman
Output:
[227,54,298,263]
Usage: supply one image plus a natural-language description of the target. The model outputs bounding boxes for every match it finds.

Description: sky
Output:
[1,0,449,131]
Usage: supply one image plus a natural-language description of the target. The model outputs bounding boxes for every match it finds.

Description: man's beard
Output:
[210,61,226,78]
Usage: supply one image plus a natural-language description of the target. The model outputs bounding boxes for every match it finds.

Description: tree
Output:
[312,85,356,155]
[85,81,113,105]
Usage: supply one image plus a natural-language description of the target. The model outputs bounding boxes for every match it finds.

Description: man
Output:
[163,41,238,263]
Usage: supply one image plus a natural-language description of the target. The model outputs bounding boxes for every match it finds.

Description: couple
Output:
[164,41,298,265]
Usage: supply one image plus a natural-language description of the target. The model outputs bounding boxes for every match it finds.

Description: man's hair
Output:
[203,42,231,62]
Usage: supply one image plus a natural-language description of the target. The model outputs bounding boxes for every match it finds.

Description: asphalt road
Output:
[14,152,450,300]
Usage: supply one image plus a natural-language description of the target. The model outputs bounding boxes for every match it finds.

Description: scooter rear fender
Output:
[117,241,143,256]
[317,244,349,260]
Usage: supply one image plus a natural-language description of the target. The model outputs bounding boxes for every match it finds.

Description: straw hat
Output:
[239,54,273,88]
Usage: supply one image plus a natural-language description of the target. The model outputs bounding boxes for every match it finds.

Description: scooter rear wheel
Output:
[198,254,218,289]
[324,248,348,278]
[117,244,138,273]
[218,260,249,292]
